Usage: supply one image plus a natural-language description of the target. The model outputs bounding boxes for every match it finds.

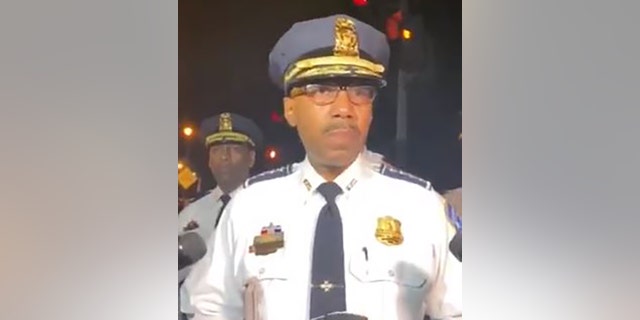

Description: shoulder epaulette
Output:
[379,163,432,190]
[244,163,296,187]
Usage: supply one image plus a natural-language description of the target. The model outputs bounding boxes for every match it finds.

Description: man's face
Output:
[208,142,255,189]
[283,79,376,168]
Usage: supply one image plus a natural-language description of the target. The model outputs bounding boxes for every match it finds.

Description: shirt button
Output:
[259,268,265,275]
[388,270,395,277]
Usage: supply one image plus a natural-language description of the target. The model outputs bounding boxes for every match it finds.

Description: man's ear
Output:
[283,97,297,127]
[248,149,256,168]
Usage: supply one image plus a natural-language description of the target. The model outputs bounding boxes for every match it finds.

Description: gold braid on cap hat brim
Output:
[284,56,385,85]
[205,132,255,148]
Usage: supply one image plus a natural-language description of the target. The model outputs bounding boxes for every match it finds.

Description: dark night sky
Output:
[179,0,461,191]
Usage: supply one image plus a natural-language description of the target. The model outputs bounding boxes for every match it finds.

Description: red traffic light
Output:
[385,10,403,40]
[353,0,368,7]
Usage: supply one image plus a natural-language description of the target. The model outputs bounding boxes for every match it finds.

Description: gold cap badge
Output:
[333,17,359,58]
[219,113,233,132]
[375,216,404,246]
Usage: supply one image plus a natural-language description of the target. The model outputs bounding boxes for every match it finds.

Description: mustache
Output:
[323,122,359,134]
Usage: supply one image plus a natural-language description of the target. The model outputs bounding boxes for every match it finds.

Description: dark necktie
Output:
[214,194,231,228]
[310,182,346,319]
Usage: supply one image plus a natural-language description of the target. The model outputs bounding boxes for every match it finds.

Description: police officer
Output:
[178,112,263,319]
[190,15,462,320]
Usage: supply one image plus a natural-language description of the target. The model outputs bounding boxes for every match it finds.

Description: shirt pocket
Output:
[244,252,291,320]
[348,246,429,319]
[349,245,428,287]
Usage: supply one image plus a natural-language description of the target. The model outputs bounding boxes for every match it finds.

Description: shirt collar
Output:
[228,186,242,198]
[211,185,242,202]
[210,186,223,201]
[299,152,368,198]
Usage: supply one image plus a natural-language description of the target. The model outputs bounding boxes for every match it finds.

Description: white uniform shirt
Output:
[179,186,242,314]
[190,154,462,320]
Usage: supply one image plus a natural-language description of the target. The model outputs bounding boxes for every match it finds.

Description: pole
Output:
[395,0,410,168]
[396,69,408,168]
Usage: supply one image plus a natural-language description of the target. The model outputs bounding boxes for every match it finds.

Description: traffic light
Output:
[385,12,413,42]
[401,28,412,40]
[385,10,403,41]
[398,14,427,73]
[352,0,368,7]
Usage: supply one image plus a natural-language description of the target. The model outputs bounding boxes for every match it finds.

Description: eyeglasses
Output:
[290,84,378,105]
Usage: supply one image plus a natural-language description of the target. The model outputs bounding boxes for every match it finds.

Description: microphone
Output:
[179,232,207,270]
[449,231,462,262]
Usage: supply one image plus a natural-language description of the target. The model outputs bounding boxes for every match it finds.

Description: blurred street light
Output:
[265,146,279,162]
[183,126,194,137]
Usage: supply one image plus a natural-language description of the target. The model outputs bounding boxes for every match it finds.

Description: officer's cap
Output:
[199,112,263,150]
[269,14,390,93]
